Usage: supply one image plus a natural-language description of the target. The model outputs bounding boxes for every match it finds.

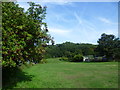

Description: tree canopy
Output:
[2,2,53,68]
[45,42,96,58]
[96,33,120,60]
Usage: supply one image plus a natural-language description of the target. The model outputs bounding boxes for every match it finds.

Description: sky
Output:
[17,2,118,45]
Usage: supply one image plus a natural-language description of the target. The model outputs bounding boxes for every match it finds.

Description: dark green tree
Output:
[96,33,120,60]
[112,38,120,60]
[45,42,96,58]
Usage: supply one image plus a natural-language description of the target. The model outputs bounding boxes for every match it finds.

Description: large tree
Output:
[96,33,120,60]
[2,2,53,67]
[2,2,54,87]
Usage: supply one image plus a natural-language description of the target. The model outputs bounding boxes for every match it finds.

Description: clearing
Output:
[10,58,118,88]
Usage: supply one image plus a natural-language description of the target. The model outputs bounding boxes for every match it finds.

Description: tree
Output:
[2,2,54,87]
[2,2,53,67]
[96,33,120,60]
[112,38,120,60]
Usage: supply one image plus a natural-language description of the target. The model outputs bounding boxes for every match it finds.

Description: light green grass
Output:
[14,58,118,88]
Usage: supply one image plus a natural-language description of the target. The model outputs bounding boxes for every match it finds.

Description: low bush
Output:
[94,57,103,62]
[40,59,47,64]
[59,57,69,61]
[72,54,83,62]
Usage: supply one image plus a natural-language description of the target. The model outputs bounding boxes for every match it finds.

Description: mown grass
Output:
[9,58,118,88]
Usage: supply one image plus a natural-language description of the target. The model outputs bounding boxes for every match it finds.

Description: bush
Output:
[72,54,83,62]
[59,57,68,61]
[40,59,47,64]
[94,57,103,62]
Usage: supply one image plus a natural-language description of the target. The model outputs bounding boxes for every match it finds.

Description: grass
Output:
[9,58,119,88]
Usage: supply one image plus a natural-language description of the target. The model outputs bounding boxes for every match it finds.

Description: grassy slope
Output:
[14,58,118,88]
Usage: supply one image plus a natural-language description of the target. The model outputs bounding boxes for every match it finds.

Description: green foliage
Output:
[96,33,120,60]
[72,54,83,62]
[45,42,96,58]
[46,58,62,63]
[60,54,83,62]
[94,57,103,62]
[112,39,120,60]
[40,59,47,64]
[59,57,68,61]
[85,55,94,62]
[2,2,53,67]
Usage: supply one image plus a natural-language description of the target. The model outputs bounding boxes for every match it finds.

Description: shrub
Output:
[94,57,103,62]
[60,57,68,61]
[72,54,83,62]
[40,59,47,64]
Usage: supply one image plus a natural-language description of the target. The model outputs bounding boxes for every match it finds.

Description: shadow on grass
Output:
[2,67,34,89]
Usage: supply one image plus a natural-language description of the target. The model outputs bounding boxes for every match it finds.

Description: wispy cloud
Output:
[33,0,74,6]
[48,28,72,36]
[74,12,82,24]
[98,17,111,24]
[98,17,117,25]
[74,12,96,31]
[17,2,118,44]
[53,13,69,23]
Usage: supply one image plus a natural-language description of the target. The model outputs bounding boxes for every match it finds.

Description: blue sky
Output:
[18,2,118,44]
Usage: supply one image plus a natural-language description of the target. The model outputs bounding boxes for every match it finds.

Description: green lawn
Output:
[12,58,118,88]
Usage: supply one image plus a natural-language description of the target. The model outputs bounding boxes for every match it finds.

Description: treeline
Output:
[45,33,120,62]
[45,42,97,58]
